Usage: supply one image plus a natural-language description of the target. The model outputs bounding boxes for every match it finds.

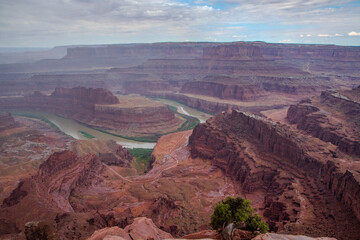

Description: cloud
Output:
[0,0,359,47]
[278,39,292,43]
[348,31,360,36]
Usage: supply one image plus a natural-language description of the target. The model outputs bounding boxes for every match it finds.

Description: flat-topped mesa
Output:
[189,110,360,238]
[202,43,264,60]
[201,42,360,61]
[287,87,360,156]
[52,87,119,105]
[258,43,360,61]
[65,42,218,59]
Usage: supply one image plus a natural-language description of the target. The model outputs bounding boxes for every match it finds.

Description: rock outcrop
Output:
[87,217,173,240]
[98,142,132,167]
[287,87,360,156]
[189,110,360,239]
[0,112,17,131]
[252,233,336,240]
[0,150,104,233]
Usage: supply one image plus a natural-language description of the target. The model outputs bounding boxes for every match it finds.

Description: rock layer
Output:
[287,86,360,156]
[0,87,182,136]
[189,110,360,239]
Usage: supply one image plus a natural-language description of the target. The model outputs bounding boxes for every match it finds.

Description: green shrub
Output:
[210,196,269,233]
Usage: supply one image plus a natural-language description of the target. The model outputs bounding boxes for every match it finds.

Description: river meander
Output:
[5,98,211,149]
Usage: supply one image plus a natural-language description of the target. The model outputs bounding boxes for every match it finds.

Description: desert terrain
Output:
[0,42,359,240]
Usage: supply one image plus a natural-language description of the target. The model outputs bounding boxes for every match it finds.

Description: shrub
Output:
[210,196,269,233]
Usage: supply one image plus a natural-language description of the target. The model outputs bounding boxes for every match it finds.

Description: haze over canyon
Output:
[0,41,359,240]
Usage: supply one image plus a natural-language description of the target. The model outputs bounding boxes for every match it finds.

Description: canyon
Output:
[0,41,360,240]
[1,86,360,239]
[1,42,359,115]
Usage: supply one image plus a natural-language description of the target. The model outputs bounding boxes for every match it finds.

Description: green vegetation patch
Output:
[128,148,153,174]
[211,196,269,234]
[94,106,199,142]
[94,128,160,142]
[10,111,60,130]
[78,130,95,139]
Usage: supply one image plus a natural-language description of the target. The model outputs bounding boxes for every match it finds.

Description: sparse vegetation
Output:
[211,196,269,234]
[128,148,153,174]
[78,130,95,139]
[94,106,199,142]
[94,128,160,142]
[167,104,200,131]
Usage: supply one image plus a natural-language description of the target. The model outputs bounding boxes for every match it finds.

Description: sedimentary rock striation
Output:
[0,150,104,237]
[287,86,360,156]
[189,110,360,240]
[0,87,182,136]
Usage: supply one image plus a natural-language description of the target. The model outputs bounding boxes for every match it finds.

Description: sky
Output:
[0,0,360,48]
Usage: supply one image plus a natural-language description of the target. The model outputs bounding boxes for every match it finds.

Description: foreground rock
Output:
[88,217,173,240]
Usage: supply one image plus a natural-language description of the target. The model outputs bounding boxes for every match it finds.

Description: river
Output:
[8,98,211,149]
[151,98,212,123]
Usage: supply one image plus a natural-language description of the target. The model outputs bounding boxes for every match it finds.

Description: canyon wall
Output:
[180,81,266,100]
[287,88,360,156]
[202,42,360,61]
[189,110,360,239]
[202,43,264,60]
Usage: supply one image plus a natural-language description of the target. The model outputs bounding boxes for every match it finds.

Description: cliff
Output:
[51,87,119,105]
[287,87,360,156]
[202,42,360,62]
[189,110,360,239]
[180,81,266,100]
[202,43,263,60]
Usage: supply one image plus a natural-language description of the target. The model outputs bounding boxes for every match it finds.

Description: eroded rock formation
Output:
[0,87,182,136]
[287,86,360,156]
[0,150,104,234]
[189,110,360,240]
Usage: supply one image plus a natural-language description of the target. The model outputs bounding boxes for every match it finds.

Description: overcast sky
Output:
[0,0,360,47]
